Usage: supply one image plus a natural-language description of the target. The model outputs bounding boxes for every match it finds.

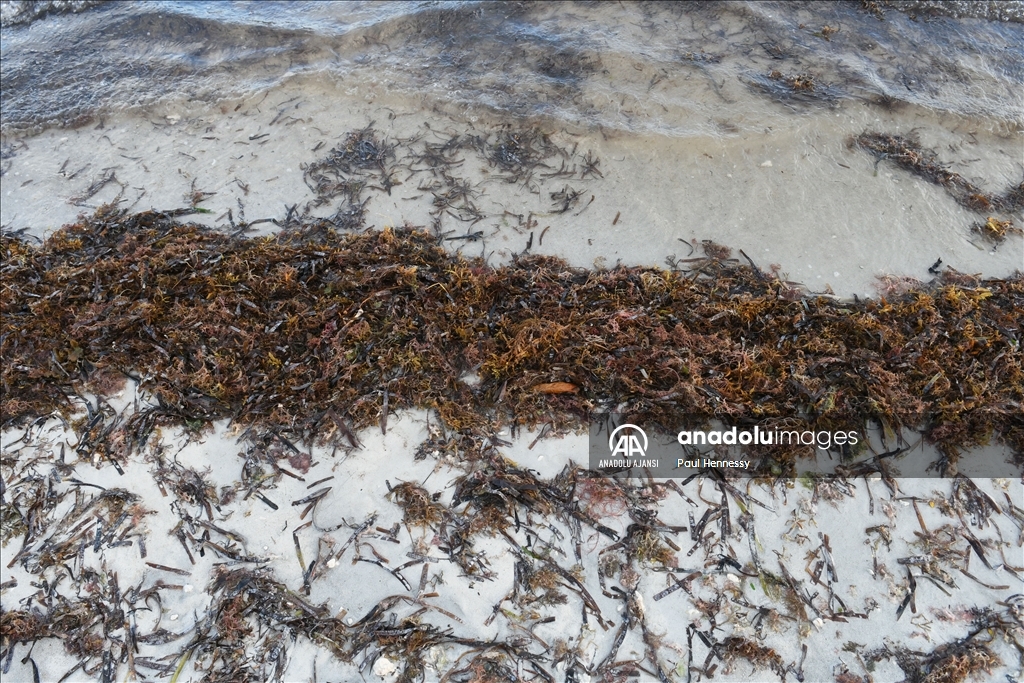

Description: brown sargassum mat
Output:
[1,207,1022,472]
[1,209,1023,682]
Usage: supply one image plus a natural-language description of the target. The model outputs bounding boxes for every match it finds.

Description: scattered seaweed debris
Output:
[1,559,528,683]
[859,1,886,20]
[863,610,1011,683]
[295,124,602,238]
[813,24,840,41]
[854,132,1024,214]
[0,437,579,681]
[769,70,816,92]
[719,636,787,679]
[678,50,721,64]
[535,48,599,84]
[972,216,1022,244]
[174,565,499,683]
[388,481,446,528]
[3,429,1018,682]
[301,125,397,228]
[2,208,1023,475]
[483,127,564,184]
[749,70,840,105]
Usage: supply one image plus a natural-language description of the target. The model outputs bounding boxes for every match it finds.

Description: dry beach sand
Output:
[2,2,1023,682]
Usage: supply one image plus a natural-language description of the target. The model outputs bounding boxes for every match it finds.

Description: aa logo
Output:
[608,424,648,458]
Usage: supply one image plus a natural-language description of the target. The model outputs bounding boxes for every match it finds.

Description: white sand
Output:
[2,402,1022,682]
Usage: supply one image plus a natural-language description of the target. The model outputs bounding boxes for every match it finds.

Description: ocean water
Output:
[2,0,1023,137]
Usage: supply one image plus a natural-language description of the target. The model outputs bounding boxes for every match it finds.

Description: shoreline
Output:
[2,79,1021,302]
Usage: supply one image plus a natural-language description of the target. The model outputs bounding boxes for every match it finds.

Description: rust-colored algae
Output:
[2,207,1022,475]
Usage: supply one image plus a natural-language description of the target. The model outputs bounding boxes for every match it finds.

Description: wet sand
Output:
[2,77,1021,301]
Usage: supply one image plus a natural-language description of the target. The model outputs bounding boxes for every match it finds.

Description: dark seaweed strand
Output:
[855,132,1024,214]
[2,208,1022,474]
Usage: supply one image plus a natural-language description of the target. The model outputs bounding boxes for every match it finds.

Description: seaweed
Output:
[855,132,1024,215]
[535,49,598,83]
[769,70,817,92]
[300,126,397,230]
[2,208,1022,476]
[972,216,1021,243]
[389,481,447,528]
[748,70,841,106]
[1,414,1020,682]
[719,636,786,679]
[865,635,1004,683]
[166,565,489,683]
